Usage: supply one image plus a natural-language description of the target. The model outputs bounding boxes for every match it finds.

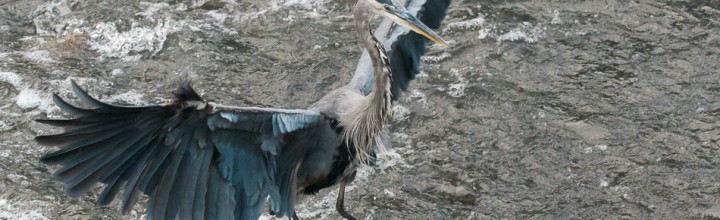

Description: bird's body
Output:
[36,0,451,219]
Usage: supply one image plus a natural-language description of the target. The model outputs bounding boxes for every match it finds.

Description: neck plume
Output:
[341,2,394,165]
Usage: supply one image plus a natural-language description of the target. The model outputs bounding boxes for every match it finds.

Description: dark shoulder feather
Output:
[173,82,204,102]
[390,0,451,100]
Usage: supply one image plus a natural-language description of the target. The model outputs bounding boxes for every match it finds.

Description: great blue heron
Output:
[35,0,450,219]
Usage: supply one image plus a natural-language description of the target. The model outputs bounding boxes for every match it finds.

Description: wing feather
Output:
[389,0,451,100]
[37,82,328,219]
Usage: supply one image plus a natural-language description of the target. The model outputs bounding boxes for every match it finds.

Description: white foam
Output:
[33,0,190,61]
[595,144,608,151]
[88,18,182,60]
[497,29,539,43]
[21,50,55,63]
[478,28,490,39]
[110,90,145,105]
[237,9,269,23]
[415,70,429,79]
[0,72,57,114]
[206,11,228,23]
[392,105,410,122]
[495,22,545,44]
[447,68,469,98]
[563,31,589,37]
[383,189,395,197]
[448,83,466,98]
[551,10,562,24]
[537,111,546,119]
[421,52,451,63]
[600,179,609,187]
[444,17,486,32]
[407,89,427,105]
[0,72,23,87]
[135,2,171,21]
[0,199,50,220]
[450,68,465,81]
[272,0,328,10]
[238,0,329,23]
[392,132,410,142]
[110,68,124,77]
[456,16,546,43]
[32,0,76,36]
[15,89,53,111]
[0,121,11,132]
[375,149,411,171]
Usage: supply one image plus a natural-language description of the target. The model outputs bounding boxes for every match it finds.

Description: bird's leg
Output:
[336,171,358,220]
[292,212,299,220]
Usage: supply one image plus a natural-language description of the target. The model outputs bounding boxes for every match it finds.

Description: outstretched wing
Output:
[387,0,451,100]
[36,81,326,219]
[349,0,451,100]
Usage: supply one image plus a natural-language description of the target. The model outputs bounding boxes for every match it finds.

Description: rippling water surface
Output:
[1,0,719,219]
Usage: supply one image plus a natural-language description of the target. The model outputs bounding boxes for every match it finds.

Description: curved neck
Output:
[353,1,391,102]
[342,1,393,164]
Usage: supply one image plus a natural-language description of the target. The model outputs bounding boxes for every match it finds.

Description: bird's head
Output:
[362,0,449,47]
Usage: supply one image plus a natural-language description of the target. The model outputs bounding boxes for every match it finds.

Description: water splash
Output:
[446,14,546,43]
[392,105,411,121]
[494,22,546,43]
[88,19,182,61]
[0,72,56,114]
[447,68,469,98]
[0,199,50,220]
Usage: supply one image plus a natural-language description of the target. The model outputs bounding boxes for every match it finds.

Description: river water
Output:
[1,0,719,219]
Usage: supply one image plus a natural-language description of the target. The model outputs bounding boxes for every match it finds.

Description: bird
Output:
[35,0,451,219]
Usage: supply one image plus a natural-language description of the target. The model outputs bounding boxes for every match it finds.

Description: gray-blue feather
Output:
[37,81,328,220]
